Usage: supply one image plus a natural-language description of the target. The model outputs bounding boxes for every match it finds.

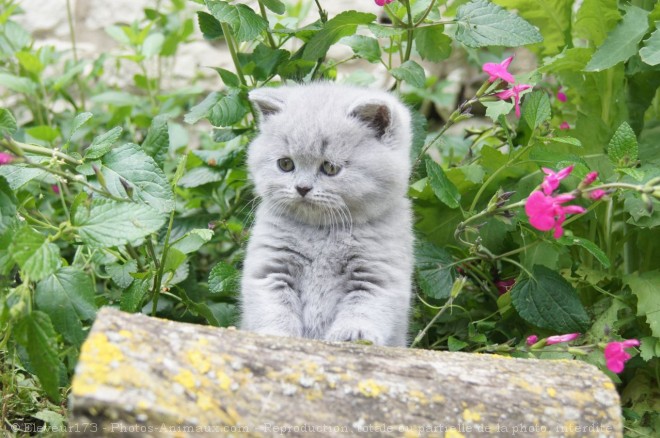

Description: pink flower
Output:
[604,339,639,373]
[556,88,567,102]
[51,184,60,194]
[495,279,515,295]
[374,0,395,5]
[541,165,574,195]
[526,335,538,346]
[483,56,515,84]
[0,152,13,165]
[559,121,570,130]
[525,191,586,238]
[590,189,606,201]
[495,84,532,118]
[546,333,580,345]
[582,171,598,186]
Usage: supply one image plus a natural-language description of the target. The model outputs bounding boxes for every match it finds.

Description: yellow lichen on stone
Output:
[357,379,387,398]
[445,430,465,438]
[462,408,482,422]
[403,429,420,438]
[196,393,215,411]
[547,387,557,397]
[173,369,197,391]
[71,333,125,395]
[187,349,211,374]
[431,394,446,404]
[217,370,233,391]
[603,380,615,390]
[409,390,428,404]
[117,329,133,338]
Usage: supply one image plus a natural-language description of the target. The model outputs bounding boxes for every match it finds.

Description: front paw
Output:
[325,327,384,346]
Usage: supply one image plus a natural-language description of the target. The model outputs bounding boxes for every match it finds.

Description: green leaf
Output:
[448,336,468,352]
[574,0,621,46]
[106,260,138,288]
[511,265,590,333]
[607,122,638,167]
[584,5,650,72]
[341,35,381,63]
[0,72,36,94]
[414,25,452,62]
[212,67,240,88]
[454,0,543,48]
[302,11,376,60]
[141,115,170,166]
[120,277,151,313]
[73,198,166,248]
[10,227,61,282]
[425,158,461,209]
[142,32,165,57]
[247,43,289,81]
[84,126,123,160]
[35,267,97,346]
[177,166,225,188]
[521,90,551,129]
[208,261,240,296]
[557,236,611,268]
[493,0,572,56]
[90,91,143,107]
[541,136,582,148]
[639,337,660,362]
[205,0,268,42]
[100,143,175,213]
[178,288,220,326]
[624,271,660,338]
[0,108,17,137]
[640,28,660,66]
[69,112,93,140]
[14,311,63,402]
[197,11,224,40]
[390,60,426,88]
[0,176,17,234]
[415,242,456,300]
[261,0,285,15]
[208,93,249,127]
[171,229,214,254]
[185,92,221,125]
[26,125,60,143]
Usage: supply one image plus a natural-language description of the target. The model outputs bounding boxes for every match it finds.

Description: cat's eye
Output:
[321,161,341,176]
[277,158,295,172]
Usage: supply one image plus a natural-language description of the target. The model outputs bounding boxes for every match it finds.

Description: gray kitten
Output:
[240,83,413,347]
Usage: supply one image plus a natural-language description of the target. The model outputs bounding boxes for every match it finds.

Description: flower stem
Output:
[411,295,456,348]
[0,137,82,166]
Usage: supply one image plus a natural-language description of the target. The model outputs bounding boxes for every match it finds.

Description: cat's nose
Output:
[296,185,312,197]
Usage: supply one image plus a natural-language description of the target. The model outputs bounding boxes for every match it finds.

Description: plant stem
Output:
[257,1,277,48]
[411,296,455,348]
[0,137,82,166]
[414,0,437,26]
[402,0,414,63]
[66,0,86,110]
[151,209,176,316]
[220,23,247,87]
[469,145,532,212]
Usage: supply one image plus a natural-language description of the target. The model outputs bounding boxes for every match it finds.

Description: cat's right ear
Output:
[249,88,285,122]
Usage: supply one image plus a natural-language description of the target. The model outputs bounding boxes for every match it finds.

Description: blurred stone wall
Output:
[14,0,383,90]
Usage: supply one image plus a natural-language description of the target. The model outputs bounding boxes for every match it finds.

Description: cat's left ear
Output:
[349,101,392,139]
[249,88,285,122]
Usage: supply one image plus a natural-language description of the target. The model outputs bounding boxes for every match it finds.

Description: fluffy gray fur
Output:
[240,83,413,346]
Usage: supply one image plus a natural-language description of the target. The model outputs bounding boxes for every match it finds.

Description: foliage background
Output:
[0,0,659,436]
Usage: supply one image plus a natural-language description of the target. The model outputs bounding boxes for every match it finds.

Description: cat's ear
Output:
[349,101,392,139]
[249,88,285,121]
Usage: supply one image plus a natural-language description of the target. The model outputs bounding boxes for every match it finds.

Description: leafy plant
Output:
[1,0,659,435]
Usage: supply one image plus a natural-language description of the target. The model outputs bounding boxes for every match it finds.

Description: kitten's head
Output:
[247,83,412,226]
